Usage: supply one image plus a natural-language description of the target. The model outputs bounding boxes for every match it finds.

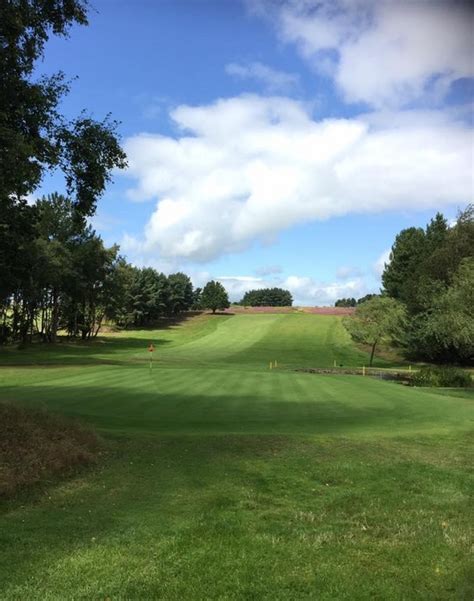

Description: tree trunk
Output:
[369,341,377,366]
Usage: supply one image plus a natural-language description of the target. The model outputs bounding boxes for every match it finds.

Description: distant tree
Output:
[357,294,378,305]
[167,273,193,314]
[62,232,120,340]
[343,297,406,366]
[201,281,230,314]
[335,298,356,307]
[382,227,426,311]
[241,288,293,307]
[191,287,203,310]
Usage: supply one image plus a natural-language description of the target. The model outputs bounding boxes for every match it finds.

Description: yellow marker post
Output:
[362,365,366,376]
[269,361,273,370]
[333,359,336,368]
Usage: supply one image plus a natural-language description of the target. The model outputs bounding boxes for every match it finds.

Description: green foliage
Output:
[191,287,203,310]
[0,194,122,342]
[167,273,193,315]
[240,287,293,307]
[382,226,426,310]
[343,297,406,365]
[357,294,378,304]
[0,0,126,215]
[0,194,200,341]
[411,366,472,388]
[382,206,474,364]
[335,297,356,307]
[0,0,126,307]
[110,268,195,328]
[201,280,230,314]
[420,258,474,363]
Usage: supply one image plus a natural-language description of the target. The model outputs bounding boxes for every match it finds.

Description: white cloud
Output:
[336,266,361,280]
[190,272,369,306]
[216,275,268,301]
[123,94,472,262]
[255,264,283,276]
[283,275,366,305]
[25,193,37,206]
[226,61,300,92]
[260,0,474,108]
[373,249,391,278]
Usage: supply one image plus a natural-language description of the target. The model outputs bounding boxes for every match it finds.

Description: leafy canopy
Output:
[240,288,293,307]
[201,281,230,314]
[343,297,406,365]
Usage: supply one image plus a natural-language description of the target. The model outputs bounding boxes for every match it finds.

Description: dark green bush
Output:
[411,366,472,388]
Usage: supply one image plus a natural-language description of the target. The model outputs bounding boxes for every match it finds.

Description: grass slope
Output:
[0,313,473,600]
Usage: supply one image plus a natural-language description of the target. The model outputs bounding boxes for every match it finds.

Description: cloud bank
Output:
[226,61,300,92]
[256,0,474,108]
[123,94,472,262]
[191,272,369,306]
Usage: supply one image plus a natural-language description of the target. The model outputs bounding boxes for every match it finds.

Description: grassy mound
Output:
[0,403,100,497]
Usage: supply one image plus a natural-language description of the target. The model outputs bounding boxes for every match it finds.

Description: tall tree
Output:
[382,227,426,311]
[0,0,127,300]
[167,273,193,315]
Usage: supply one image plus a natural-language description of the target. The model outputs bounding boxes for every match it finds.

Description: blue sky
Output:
[37,0,473,304]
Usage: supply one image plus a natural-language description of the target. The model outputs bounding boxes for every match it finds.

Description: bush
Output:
[411,366,472,388]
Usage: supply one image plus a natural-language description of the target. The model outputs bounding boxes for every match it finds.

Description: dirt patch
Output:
[0,403,101,498]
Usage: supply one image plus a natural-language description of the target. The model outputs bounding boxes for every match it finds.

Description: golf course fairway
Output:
[1,313,472,599]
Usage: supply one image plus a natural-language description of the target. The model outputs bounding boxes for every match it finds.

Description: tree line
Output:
[335,294,377,307]
[344,207,473,365]
[0,194,234,344]
[237,288,293,307]
[0,1,233,345]
[1,1,126,341]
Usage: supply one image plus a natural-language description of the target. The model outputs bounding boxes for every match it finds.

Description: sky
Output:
[37,0,473,305]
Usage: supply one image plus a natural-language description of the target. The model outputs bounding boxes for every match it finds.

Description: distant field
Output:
[1,313,472,600]
[223,305,356,315]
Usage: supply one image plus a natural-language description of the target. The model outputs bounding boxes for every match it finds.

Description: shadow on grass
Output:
[0,312,236,367]
[0,431,472,599]
[0,336,172,366]
[2,379,468,438]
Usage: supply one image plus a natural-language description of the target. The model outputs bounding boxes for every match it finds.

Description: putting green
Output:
[0,314,470,437]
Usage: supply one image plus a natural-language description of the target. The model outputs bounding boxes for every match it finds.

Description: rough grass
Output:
[0,403,100,497]
[0,313,473,599]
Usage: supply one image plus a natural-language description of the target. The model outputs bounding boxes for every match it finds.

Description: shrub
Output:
[411,366,472,388]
